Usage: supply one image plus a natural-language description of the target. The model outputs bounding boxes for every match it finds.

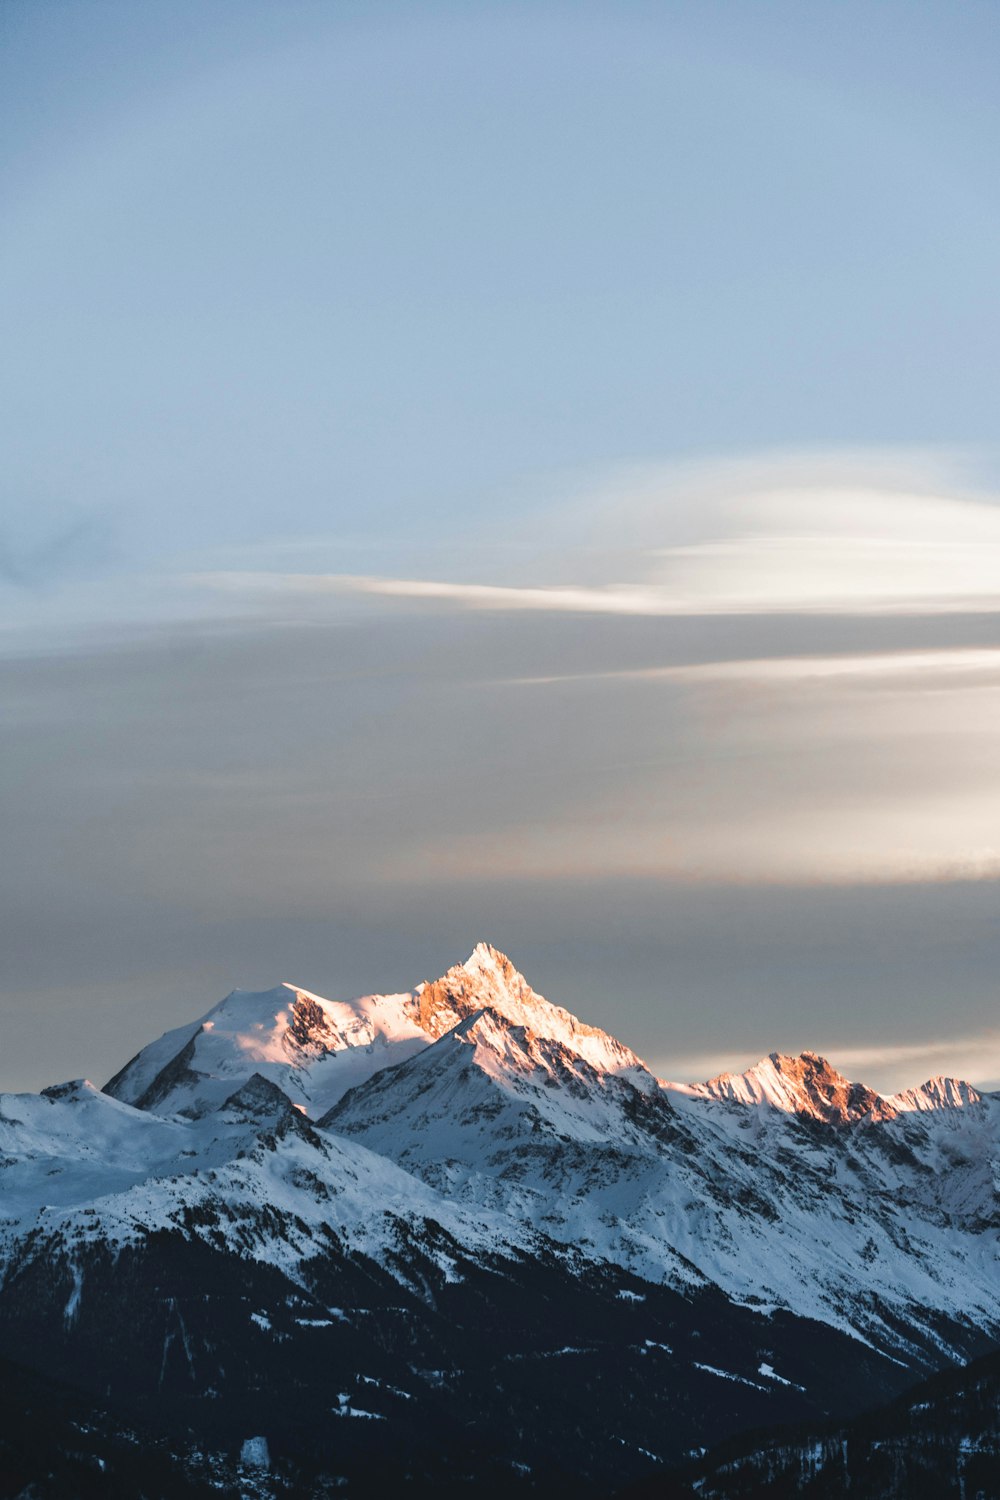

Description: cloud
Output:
[4,604,1000,1094]
[507,646,1000,687]
[195,554,1000,617]
[192,451,1000,619]
[649,485,1000,615]
[195,571,683,615]
[368,629,1000,890]
[22,451,1000,907]
[190,452,1000,892]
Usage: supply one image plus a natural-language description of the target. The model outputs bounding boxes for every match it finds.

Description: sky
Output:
[2,0,1000,1095]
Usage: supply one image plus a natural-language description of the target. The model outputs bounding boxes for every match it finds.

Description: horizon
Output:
[4,1,1000,1099]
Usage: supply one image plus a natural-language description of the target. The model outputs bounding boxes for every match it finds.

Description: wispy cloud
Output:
[195,562,1000,618]
[506,646,1000,688]
[388,824,1000,890]
[193,457,1000,619]
[194,571,685,615]
[375,630,1000,890]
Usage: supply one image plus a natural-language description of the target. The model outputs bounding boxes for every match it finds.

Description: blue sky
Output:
[4,0,999,602]
[3,1,1000,1092]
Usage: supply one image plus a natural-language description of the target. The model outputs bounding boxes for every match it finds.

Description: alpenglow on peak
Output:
[102,946,984,1131]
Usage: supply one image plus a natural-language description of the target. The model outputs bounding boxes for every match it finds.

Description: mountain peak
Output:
[467,940,514,971]
[407,944,538,1039]
[40,1078,99,1104]
[701,1050,894,1124]
[887,1076,983,1113]
[407,945,644,1075]
[220,1072,298,1123]
[104,978,429,1120]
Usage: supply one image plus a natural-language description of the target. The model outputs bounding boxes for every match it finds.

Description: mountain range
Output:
[2,943,998,1495]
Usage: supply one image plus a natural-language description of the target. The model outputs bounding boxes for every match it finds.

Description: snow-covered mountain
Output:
[688,1049,898,1123]
[103,979,430,1119]
[0,1070,542,1283]
[28,942,1000,1359]
[103,944,643,1121]
[3,944,1000,1493]
[316,958,1000,1361]
[687,1049,984,1124]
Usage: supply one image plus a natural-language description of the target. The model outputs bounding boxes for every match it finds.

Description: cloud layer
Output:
[5,450,1000,1093]
[191,453,1000,890]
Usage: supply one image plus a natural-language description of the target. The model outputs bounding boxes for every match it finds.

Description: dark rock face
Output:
[221,1072,299,1122]
[136,1029,204,1114]
[286,992,335,1052]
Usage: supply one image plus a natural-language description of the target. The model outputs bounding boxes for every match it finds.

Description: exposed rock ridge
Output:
[406,942,643,1074]
[283,990,338,1053]
[701,1050,898,1125]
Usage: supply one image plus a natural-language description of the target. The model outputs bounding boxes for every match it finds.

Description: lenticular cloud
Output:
[198,450,1000,620]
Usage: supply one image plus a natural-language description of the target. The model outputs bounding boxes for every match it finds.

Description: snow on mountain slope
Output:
[103,945,641,1122]
[325,1000,1000,1361]
[322,1003,666,1159]
[104,981,429,1119]
[0,1080,191,1219]
[323,1005,705,1288]
[688,1051,897,1124]
[0,1071,550,1289]
[643,1081,1000,1353]
[672,1054,988,1127]
[887,1076,984,1113]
